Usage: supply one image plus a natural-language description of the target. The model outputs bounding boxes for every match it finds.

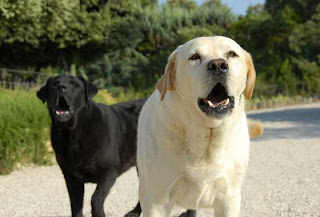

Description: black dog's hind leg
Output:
[64,175,85,217]
[124,202,141,217]
[179,209,197,217]
[91,169,119,217]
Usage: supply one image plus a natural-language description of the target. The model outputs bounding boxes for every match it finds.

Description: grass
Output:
[0,89,51,174]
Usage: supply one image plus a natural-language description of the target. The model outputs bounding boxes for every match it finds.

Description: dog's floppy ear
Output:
[37,77,53,103]
[157,49,177,101]
[77,76,98,102]
[244,51,256,100]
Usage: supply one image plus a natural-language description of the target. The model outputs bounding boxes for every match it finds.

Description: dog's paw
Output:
[124,212,140,217]
[178,210,196,217]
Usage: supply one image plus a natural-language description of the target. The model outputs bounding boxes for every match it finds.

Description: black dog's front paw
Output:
[178,210,196,217]
[124,212,140,217]
[124,202,141,217]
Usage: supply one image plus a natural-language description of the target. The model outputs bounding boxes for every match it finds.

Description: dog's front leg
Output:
[91,169,118,217]
[64,175,85,217]
[141,194,173,217]
[213,192,241,217]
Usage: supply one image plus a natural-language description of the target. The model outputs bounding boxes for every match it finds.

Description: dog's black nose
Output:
[58,84,66,92]
[207,59,228,74]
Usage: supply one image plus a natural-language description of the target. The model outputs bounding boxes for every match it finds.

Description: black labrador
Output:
[37,75,196,217]
[37,75,144,217]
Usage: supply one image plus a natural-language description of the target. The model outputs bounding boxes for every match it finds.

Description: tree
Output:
[0,0,111,71]
[289,3,320,61]
[288,3,320,94]
[202,0,222,7]
[82,0,147,88]
[167,0,197,10]
[265,0,319,22]
[140,0,158,8]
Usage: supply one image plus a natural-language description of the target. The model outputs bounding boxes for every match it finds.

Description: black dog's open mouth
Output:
[55,97,71,117]
[198,83,235,117]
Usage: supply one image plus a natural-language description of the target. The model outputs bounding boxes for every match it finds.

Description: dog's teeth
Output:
[56,111,60,115]
[208,100,214,107]
[224,98,229,105]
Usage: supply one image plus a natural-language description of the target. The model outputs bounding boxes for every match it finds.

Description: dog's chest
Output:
[169,128,246,209]
[54,138,102,182]
[172,173,229,209]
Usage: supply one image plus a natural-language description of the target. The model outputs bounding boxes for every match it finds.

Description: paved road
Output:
[1,103,320,217]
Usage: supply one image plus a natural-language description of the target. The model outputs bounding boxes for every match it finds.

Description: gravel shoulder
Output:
[1,103,320,217]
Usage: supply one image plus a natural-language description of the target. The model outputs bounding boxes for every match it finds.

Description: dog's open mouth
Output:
[55,97,71,117]
[198,83,235,118]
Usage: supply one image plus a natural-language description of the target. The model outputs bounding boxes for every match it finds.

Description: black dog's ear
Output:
[77,76,98,101]
[37,77,52,103]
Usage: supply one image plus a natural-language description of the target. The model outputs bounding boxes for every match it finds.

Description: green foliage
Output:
[289,3,320,61]
[265,0,319,21]
[0,0,111,69]
[140,0,158,8]
[94,89,118,105]
[109,87,153,102]
[291,57,320,94]
[230,1,320,97]
[79,1,235,89]
[0,0,319,97]
[279,58,297,96]
[0,89,51,174]
[167,0,197,10]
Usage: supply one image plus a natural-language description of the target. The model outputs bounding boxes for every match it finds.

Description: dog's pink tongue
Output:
[59,110,67,115]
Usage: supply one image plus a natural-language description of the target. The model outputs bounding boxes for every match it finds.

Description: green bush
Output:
[108,87,153,102]
[0,89,51,174]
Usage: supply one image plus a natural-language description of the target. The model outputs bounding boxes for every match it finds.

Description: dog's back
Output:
[101,98,147,172]
[108,98,146,120]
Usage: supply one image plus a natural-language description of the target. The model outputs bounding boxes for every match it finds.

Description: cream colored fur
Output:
[137,36,256,217]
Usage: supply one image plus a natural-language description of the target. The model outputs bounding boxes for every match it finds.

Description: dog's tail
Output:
[247,119,264,138]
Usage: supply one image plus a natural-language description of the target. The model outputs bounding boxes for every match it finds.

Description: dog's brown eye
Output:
[189,53,201,61]
[226,51,238,58]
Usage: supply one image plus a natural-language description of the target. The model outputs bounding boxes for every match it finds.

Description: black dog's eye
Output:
[226,51,238,58]
[189,53,201,61]
[51,81,59,88]
[70,80,79,87]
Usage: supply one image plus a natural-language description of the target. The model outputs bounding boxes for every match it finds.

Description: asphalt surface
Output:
[1,103,320,217]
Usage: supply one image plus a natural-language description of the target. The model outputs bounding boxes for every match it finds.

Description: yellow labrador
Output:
[137,36,256,217]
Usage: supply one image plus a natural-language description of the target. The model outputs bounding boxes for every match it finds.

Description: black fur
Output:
[37,75,145,217]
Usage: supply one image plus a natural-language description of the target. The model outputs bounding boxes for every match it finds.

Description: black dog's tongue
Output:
[56,110,69,115]
[57,110,67,115]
